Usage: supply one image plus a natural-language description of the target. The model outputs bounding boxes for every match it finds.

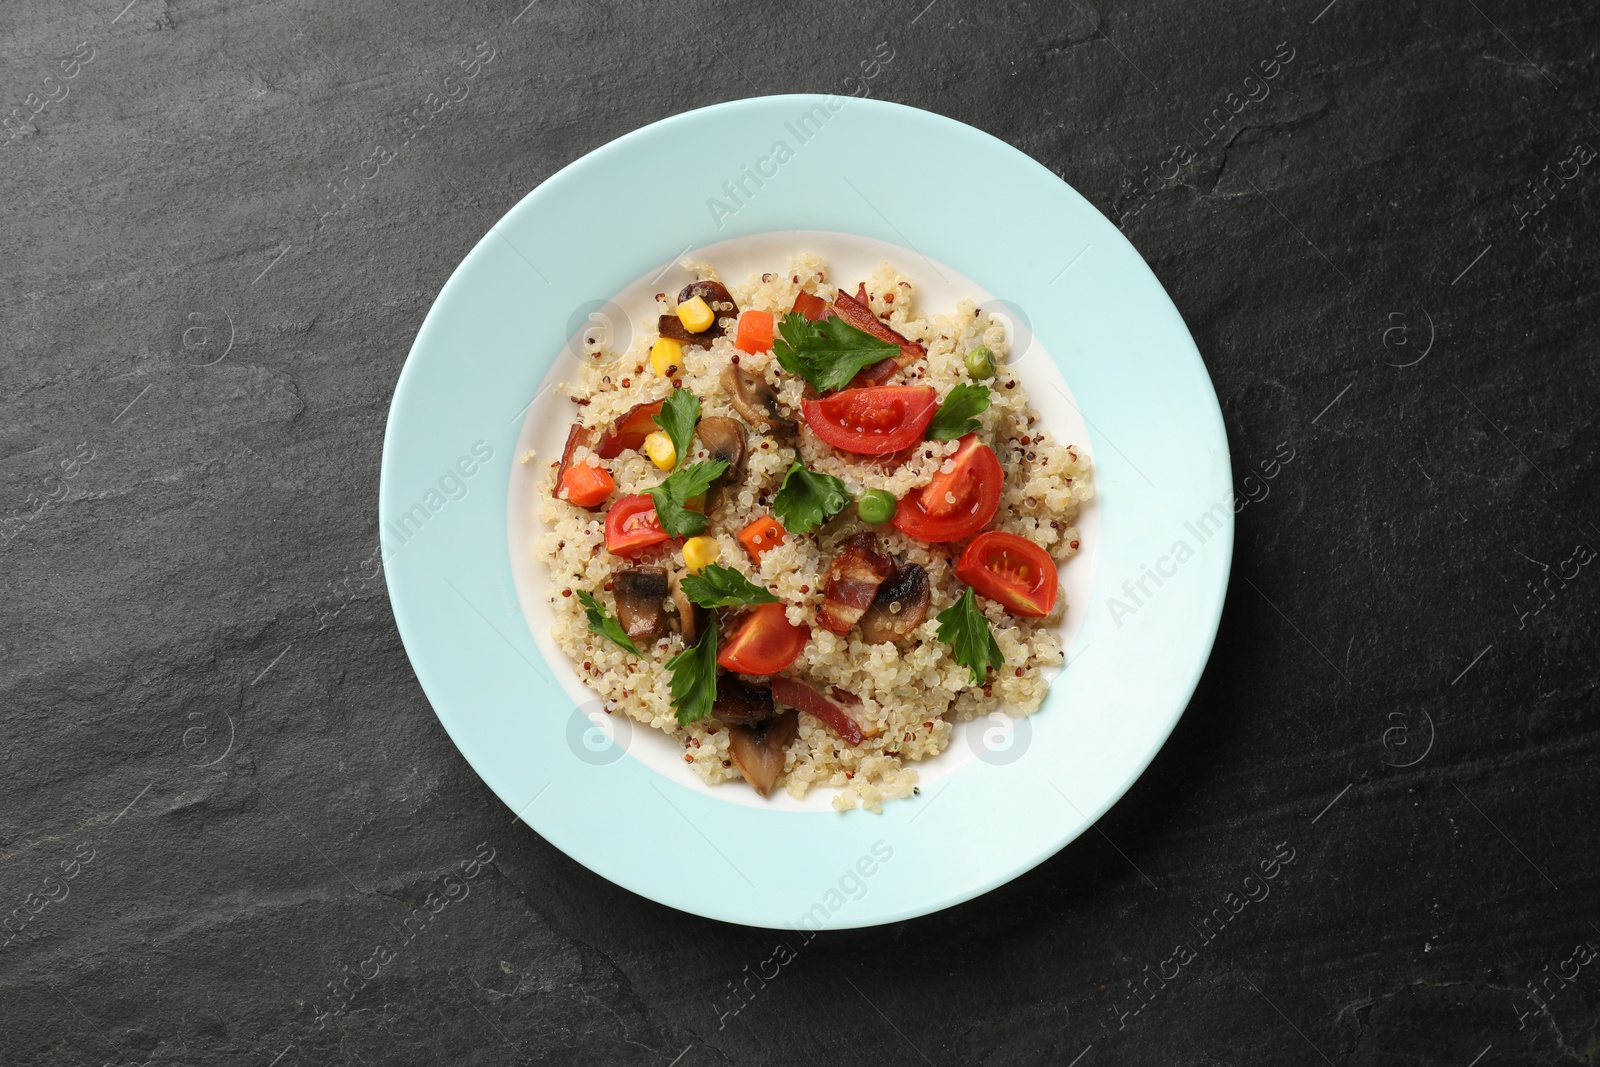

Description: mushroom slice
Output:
[858,563,932,645]
[694,416,747,485]
[658,280,740,349]
[669,569,709,645]
[816,534,896,636]
[727,709,798,798]
[682,280,740,321]
[611,567,669,643]
[720,364,798,439]
[711,675,776,728]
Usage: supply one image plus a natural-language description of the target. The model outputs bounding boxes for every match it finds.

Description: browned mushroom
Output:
[711,675,775,727]
[669,569,709,645]
[658,281,740,349]
[694,416,747,485]
[727,709,798,798]
[719,364,798,439]
[816,534,896,635]
[684,280,739,322]
[858,563,932,644]
[611,567,669,643]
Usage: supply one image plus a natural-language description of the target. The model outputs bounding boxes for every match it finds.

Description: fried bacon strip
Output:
[815,533,895,635]
[770,677,867,745]
[833,286,926,386]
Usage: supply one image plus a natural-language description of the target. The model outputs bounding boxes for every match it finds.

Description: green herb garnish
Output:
[925,383,990,441]
[666,620,719,725]
[680,563,780,608]
[576,590,641,656]
[772,312,898,393]
[770,461,850,535]
[647,459,728,538]
[936,587,1005,686]
[651,388,700,470]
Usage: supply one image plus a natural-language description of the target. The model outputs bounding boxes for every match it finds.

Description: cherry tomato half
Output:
[604,494,670,557]
[955,531,1059,617]
[802,386,937,455]
[717,602,810,675]
[891,433,1003,543]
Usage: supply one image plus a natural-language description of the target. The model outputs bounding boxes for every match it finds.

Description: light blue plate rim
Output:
[380,94,1232,930]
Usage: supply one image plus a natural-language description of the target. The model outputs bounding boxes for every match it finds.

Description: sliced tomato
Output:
[595,400,665,459]
[559,462,614,509]
[717,602,810,675]
[792,291,831,322]
[892,433,1003,543]
[604,494,670,557]
[735,309,775,353]
[801,386,937,455]
[956,531,1059,617]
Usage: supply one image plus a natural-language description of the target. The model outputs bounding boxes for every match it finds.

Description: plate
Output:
[508,228,1102,810]
[380,95,1232,929]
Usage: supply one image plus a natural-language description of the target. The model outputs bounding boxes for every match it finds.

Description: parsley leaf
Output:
[936,587,1005,686]
[647,459,728,538]
[680,563,780,608]
[666,620,718,725]
[926,383,991,441]
[771,461,850,535]
[575,590,641,656]
[651,388,699,470]
[772,311,898,393]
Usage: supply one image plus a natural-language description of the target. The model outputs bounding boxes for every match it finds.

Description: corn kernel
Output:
[683,536,720,573]
[643,431,676,470]
[676,295,715,333]
[650,337,683,377]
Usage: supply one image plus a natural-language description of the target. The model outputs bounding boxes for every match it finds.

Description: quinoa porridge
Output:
[530,253,1093,812]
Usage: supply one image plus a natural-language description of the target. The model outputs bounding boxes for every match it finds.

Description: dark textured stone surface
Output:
[2,0,1597,1064]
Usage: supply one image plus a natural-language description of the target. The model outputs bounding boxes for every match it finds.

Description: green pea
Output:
[857,489,897,525]
[965,345,996,380]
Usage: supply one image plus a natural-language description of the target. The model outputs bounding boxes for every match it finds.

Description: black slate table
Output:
[3,1,1597,1064]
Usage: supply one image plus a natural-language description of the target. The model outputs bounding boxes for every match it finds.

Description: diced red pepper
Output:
[736,310,775,354]
[559,462,614,508]
[738,515,787,562]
